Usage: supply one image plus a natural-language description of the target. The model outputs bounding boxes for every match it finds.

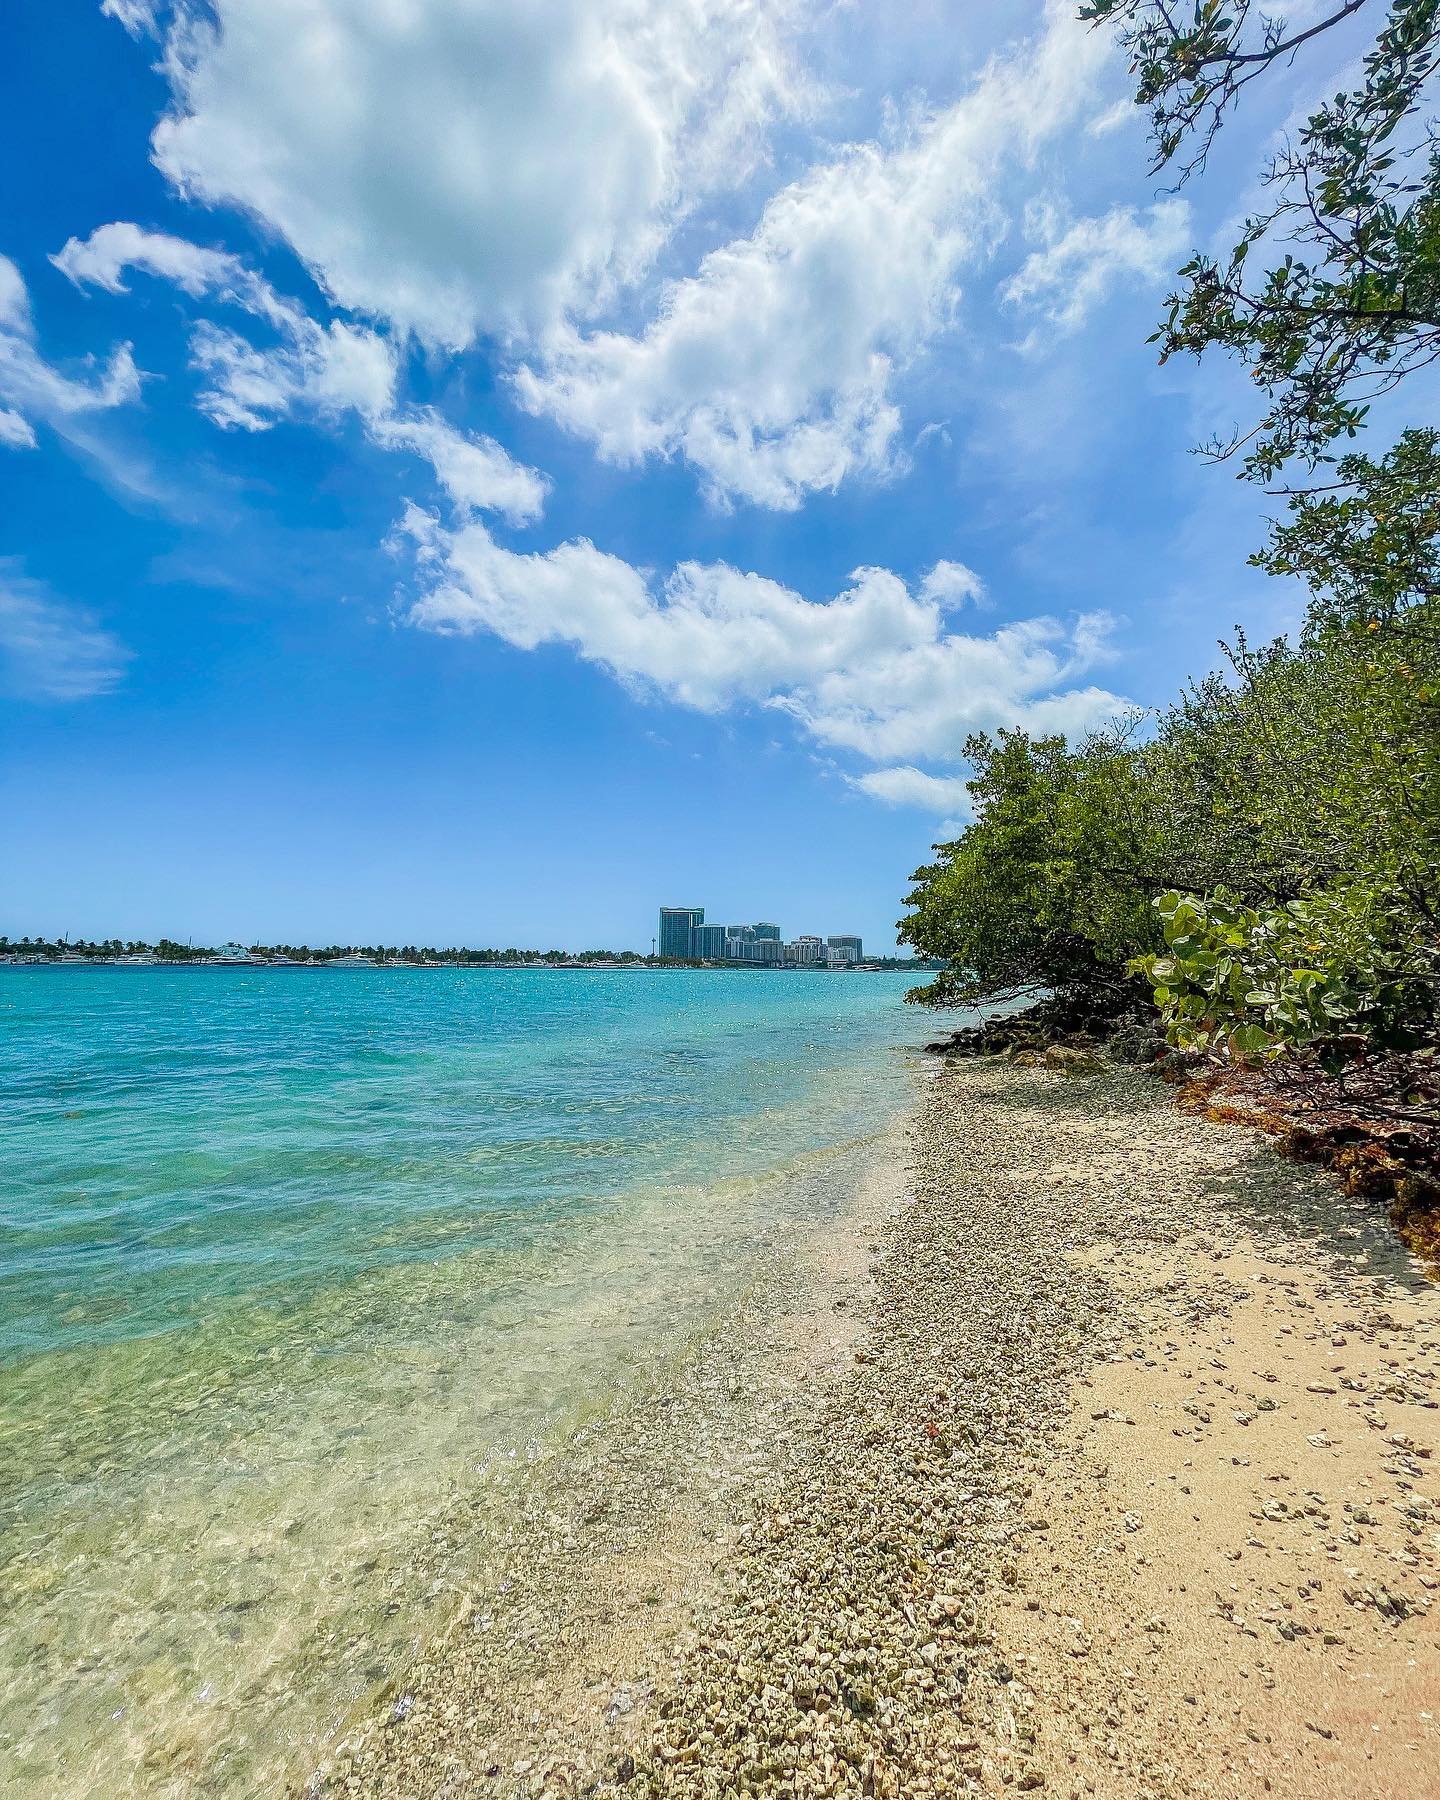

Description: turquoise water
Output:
[0,967,931,1795]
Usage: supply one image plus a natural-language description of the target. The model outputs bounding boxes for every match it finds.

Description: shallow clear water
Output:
[0,966,932,1795]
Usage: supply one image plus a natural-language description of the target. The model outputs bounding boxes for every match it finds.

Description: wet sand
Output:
[308,1061,1438,1799]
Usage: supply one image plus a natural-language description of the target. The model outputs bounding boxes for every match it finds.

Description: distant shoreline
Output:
[0,958,934,973]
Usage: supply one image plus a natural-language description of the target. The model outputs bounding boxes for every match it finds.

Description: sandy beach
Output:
[310,1059,1438,1800]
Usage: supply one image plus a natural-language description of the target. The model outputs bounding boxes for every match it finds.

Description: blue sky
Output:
[0,1,1373,950]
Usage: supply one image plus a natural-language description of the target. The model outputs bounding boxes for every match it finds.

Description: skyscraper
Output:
[659,907,704,958]
[753,922,781,941]
[692,923,728,959]
[827,934,863,963]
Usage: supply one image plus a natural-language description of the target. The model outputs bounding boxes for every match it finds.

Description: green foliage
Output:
[1084,1,1440,480]
[901,584,1440,1063]
[901,720,1165,1007]
[903,7,1440,1074]
[1134,885,1439,1067]
[1256,428,1440,626]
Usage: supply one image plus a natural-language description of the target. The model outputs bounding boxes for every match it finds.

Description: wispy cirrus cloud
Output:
[1002,197,1191,338]
[100,0,161,35]
[55,223,547,523]
[0,253,141,450]
[0,561,132,701]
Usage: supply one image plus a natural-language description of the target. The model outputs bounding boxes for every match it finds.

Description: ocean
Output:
[0,965,934,1795]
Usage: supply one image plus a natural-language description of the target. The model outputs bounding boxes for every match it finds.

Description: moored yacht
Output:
[325,953,379,968]
[207,944,264,965]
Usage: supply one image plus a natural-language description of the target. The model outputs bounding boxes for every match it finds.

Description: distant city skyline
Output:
[2,6,1323,964]
[659,907,865,967]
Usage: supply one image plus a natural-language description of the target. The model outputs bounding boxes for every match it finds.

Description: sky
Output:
[0,0,1376,951]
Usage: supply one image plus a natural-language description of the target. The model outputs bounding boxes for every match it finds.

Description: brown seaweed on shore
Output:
[1171,1052,1440,1275]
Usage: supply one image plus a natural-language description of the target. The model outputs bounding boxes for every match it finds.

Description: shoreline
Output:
[321,1058,1438,1798]
[301,1116,920,1798]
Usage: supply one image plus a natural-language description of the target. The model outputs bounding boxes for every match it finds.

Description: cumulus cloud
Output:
[847,766,975,816]
[0,253,141,447]
[182,316,396,431]
[147,0,813,348]
[397,507,1126,765]
[56,223,545,521]
[515,2,1112,507]
[0,560,132,700]
[1002,199,1191,337]
[129,1,1118,511]
[919,560,984,608]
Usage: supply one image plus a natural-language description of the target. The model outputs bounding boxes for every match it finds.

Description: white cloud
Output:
[0,253,141,446]
[53,219,288,325]
[1086,97,1136,138]
[183,315,397,431]
[0,561,132,701]
[369,411,548,526]
[848,765,974,814]
[128,1,1121,512]
[397,508,1127,768]
[1002,199,1191,336]
[515,2,1112,508]
[56,223,545,522]
[0,255,29,333]
[55,222,394,429]
[919,559,984,607]
[101,0,161,35]
[147,0,813,348]
[0,407,37,449]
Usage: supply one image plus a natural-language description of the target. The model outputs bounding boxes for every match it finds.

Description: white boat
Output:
[115,952,159,966]
[207,944,264,965]
[325,954,379,968]
[55,951,90,964]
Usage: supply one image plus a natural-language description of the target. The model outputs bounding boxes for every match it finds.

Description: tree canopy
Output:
[901,4,1440,1096]
[1083,0,1440,480]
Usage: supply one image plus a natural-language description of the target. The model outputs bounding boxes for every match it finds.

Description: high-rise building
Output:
[659,907,704,958]
[658,907,862,967]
